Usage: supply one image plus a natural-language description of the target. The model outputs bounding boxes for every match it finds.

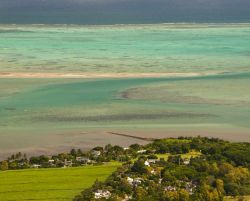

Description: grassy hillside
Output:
[0,163,120,201]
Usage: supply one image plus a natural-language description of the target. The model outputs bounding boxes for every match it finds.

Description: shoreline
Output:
[1,23,250,28]
[0,128,249,160]
[0,71,220,79]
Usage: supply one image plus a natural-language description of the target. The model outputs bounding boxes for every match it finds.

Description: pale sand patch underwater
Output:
[0,72,219,78]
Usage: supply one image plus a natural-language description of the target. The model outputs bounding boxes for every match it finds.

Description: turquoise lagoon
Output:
[0,24,250,73]
[0,24,250,156]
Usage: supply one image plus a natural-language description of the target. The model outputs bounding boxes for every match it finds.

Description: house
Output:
[122,194,132,201]
[92,150,101,157]
[64,159,73,167]
[31,164,41,168]
[123,147,129,150]
[76,157,91,163]
[94,190,111,199]
[183,158,190,165]
[127,177,134,185]
[158,178,162,184]
[127,177,142,186]
[144,160,150,166]
[17,162,29,168]
[137,149,147,154]
[164,186,177,192]
[133,178,142,186]
[148,159,158,164]
[48,159,56,167]
[185,182,197,194]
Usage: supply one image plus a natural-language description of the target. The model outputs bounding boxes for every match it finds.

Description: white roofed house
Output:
[48,159,56,167]
[164,186,177,192]
[133,178,142,185]
[148,159,158,164]
[91,150,101,157]
[48,159,55,163]
[137,150,147,154]
[94,190,111,199]
[127,177,134,185]
[183,158,190,165]
[31,164,41,168]
[122,194,133,201]
[144,160,150,166]
[185,182,197,194]
[76,156,91,163]
[126,177,143,187]
[63,159,73,167]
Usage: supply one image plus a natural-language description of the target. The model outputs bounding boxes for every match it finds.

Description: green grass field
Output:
[155,150,202,161]
[0,163,120,201]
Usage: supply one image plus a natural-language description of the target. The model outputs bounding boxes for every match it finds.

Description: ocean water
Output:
[0,24,250,73]
[0,24,250,156]
[0,0,249,24]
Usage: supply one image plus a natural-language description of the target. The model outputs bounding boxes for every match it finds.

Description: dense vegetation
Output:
[73,137,250,201]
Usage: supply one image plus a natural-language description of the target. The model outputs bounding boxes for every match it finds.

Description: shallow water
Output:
[0,24,250,157]
[0,73,250,157]
[0,24,250,73]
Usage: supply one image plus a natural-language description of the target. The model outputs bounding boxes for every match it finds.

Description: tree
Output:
[237,196,245,201]
[92,146,103,152]
[77,149,83,156]
[8,161,17,169]
[70,149,77,156]
[134,187,147,201]
[92,179,103,190]
[147,155,158,159]
[0,161,8,171]
[168,155,182,165]
[219,163,234,176]
[118,179,132,194]
[164,190,179,201]
[76,188,94,201]
[215,179,225,198]
[131,159,148,174]
[224,182,240,196]
[129,144,141,151]
[105,144,113,152]
[15,152,22,159]
[179,189,190,201]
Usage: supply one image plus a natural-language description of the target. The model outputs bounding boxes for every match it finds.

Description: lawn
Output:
[155,150,202,160]
[0,163,120,201]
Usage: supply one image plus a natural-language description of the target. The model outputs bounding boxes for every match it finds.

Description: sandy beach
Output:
[0,71,220,78]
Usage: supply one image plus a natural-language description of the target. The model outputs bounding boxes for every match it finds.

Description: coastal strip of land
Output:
[0,71,220,78]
